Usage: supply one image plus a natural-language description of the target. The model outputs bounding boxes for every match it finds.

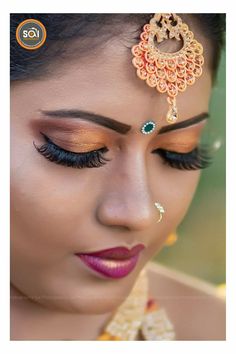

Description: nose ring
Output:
[154,202,165,223]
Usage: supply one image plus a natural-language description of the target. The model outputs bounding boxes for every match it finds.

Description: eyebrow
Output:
[158,112,209,134]
[40,109,131,134]
[39,109,209,135]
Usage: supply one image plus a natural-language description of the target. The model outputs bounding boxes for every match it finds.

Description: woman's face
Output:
[10,26,212,314]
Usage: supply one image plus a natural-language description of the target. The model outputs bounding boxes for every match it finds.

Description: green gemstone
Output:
[144,123,154,132]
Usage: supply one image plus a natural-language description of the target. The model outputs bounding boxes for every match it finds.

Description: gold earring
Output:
[131,13,204,124]
[164,232,178,246]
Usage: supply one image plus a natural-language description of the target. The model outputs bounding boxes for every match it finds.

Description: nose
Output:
[96,156,156,232]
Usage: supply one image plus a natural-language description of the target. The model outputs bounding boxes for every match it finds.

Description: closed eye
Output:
[33,132,110,169]
[152,145,214,170]
[34,133,214,171]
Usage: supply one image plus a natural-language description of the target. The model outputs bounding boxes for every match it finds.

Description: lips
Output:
[75,244,145,279]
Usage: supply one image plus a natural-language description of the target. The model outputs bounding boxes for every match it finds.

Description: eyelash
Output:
[33,133,111,169]
[153,146,213,170]
[34,133,213,171]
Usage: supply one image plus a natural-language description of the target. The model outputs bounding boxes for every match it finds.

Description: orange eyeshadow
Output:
[153,120,207,152]
[30,118,112,152]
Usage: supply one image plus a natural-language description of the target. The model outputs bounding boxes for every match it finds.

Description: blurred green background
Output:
[154,50,226,285]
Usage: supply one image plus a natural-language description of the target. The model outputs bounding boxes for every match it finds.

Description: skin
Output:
[10,19,213,340]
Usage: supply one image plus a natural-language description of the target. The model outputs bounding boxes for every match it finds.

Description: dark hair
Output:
[10,13,225,82]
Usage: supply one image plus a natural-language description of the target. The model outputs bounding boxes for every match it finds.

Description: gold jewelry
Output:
[97,267,175,340]
[131,13,204,124]
[164,231,178,246]
[154,202,165,223]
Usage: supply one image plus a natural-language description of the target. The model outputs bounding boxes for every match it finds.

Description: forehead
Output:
[13,19,212,128]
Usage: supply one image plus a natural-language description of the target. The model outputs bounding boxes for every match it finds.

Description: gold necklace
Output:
[97,267,176,340]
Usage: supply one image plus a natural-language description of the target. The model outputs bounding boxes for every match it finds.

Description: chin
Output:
[73,298,124,315]
[32,277,133,315]
[36,290,127,315]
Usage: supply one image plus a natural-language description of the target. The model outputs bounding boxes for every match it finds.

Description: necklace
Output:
[97,267,176,340]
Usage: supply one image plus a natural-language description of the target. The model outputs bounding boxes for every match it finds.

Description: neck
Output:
[10,284,114,340]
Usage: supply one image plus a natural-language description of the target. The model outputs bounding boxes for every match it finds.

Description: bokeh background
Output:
[154,49,226,285]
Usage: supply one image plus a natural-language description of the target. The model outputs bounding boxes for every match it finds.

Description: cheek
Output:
[164,169,201,219]
[10,139,99,266]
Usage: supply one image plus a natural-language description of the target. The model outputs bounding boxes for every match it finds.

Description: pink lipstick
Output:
[75,244,145,279]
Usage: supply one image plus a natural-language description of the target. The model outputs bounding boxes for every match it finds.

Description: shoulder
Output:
[146,261,226,340]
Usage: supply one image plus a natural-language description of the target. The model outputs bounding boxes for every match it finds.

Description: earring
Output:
[154,202,165,223]
[164,232,178,246]
[131,13,204,124]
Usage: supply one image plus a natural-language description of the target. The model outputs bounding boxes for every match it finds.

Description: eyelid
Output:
[153,127,204,152]
[34,119,115,139]
[159,142,198,153]
[40,132,105,153]
[162,143,197,147]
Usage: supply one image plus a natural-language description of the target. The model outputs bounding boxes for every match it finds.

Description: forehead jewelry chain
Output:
[131,13,204,124]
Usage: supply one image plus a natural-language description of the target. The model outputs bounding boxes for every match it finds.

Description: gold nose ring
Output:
[154,202,165,223]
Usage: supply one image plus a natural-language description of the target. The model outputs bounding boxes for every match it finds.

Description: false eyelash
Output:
[154,145,214,170]
[34,133,214,171]
[33,133,110,169]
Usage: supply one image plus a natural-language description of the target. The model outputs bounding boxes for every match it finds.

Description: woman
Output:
[10,13,226,340]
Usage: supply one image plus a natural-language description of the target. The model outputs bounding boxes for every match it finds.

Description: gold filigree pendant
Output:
[97,267,176,341]
[131,13,204,124]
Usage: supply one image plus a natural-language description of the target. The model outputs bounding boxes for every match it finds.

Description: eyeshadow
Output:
[30,118,112,153]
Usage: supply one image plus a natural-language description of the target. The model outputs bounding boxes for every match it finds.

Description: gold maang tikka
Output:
[131,13,204,124]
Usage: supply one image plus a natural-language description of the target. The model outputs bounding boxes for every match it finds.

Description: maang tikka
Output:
[131,13,204,124]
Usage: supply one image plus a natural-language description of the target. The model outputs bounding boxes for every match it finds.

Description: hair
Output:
[10,13,225,83]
